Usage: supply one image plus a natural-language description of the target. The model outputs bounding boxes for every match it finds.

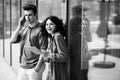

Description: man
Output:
[81,7,92,80]
[69,5,82,80]
[10,4,48,80]
[82,6,92,42]
[70,5,92,80]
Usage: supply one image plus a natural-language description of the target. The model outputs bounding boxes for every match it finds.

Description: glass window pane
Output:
[38,0,63,22]
[83,1,120,80]
[22,0,35,5]
[0,0,3,57]
[11,0,20,72]
[21,0,35,16]
[83,1,118,54]
[4,0,10,64]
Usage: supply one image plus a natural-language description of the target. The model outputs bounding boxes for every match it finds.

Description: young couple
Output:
[11,3,68,80]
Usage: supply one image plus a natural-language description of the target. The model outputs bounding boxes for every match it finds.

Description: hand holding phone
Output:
[19,16,26,26]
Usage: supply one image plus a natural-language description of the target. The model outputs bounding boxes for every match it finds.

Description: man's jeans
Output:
[17,64,45,80]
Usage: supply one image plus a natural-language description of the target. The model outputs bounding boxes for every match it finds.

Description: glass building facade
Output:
[0,0,120,79]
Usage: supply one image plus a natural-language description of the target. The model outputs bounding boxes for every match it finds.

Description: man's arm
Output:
[10,16,26,43]
[85,20,92,42]
[34,55,44,72]
[10,25,21,43]
[34,30,48,72]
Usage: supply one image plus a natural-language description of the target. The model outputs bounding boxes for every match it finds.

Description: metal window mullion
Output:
[10,0,12,66]
[66,0,70,79]
[20,0,22,17]
[66,0,70,48]
[35,0,38,20]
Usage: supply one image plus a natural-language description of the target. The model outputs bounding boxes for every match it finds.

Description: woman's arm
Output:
[51,33,68,62]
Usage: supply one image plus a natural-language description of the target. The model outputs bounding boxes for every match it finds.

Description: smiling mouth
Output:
[47,29,52,31]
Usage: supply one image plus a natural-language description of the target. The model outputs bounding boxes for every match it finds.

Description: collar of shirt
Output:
[28,22,39,29]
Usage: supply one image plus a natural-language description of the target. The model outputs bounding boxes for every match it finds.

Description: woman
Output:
[41,16,69,80]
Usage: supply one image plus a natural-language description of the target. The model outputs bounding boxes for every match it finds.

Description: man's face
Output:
[24,10,36,24]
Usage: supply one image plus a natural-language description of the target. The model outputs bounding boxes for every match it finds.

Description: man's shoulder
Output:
[33,22,44,35]
[33,22,42,31]
[35,22,42,28]
[70,17,81,23]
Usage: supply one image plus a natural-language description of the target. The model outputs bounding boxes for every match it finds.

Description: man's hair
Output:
[23,3,37,15]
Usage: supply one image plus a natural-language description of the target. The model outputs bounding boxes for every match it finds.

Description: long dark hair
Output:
[42,16,65,37]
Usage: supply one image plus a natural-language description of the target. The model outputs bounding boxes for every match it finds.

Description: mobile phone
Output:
[23,16,26,22]
[21,16,26,25]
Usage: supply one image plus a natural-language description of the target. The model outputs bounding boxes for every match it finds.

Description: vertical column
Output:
[66,1,70,80]
[35,0,38,20]
[10,0,12,66]
[20,0,22,17]
[69,0,82,80]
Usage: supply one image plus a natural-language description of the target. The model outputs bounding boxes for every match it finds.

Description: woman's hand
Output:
[43,51,55,62]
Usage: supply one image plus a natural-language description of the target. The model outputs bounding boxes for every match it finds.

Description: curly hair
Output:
[23,3,37,15]
[42,16,65,37]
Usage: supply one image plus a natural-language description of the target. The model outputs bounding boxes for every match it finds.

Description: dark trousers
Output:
[70,61,81,80]
[81,69,88,80]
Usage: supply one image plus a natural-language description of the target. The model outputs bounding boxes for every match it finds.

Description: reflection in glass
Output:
[68,0,82,80]
[21,0,35,16]
[11,0,20,71]
[4,0,10,64]
[83,1,120,80]
[0,0,3,56]
[38,0,62,21]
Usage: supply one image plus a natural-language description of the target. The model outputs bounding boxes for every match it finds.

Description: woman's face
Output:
[45,19,56,35]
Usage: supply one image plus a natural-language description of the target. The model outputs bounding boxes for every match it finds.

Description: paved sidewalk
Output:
[0,53,120,80]
[0,56,17,80]
[89,53,120,80]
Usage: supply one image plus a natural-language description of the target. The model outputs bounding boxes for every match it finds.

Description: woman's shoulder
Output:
[54,32,63,38]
